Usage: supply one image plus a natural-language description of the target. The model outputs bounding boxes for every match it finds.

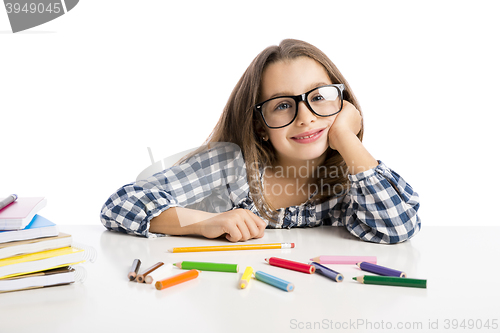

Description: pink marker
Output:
[310,256,377,265]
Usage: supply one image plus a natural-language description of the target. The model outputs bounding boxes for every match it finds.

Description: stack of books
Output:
[0,196,88,293]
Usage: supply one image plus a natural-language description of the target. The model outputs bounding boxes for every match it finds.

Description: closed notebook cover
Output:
[0,197,47,230]
[0,246,85,279]
[0,233,72,259]
[0,267,75,293]
[0,215,58,244]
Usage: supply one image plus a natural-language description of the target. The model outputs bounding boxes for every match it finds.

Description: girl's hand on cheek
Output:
[328,101,362,150]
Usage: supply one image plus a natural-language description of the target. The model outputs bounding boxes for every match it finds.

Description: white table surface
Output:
[0,225,498,333]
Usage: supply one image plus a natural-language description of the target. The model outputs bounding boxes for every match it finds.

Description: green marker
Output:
[353,275,426,289]
[174,261,239,273]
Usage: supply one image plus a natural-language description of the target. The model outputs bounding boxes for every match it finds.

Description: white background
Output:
[1,0,499,227]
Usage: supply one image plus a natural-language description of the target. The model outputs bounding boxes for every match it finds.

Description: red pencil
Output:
[265,257,315,274]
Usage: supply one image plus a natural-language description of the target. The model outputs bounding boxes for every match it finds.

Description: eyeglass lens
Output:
[261,86,342,128]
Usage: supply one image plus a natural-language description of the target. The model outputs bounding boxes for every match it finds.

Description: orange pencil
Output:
[155,269,200,290]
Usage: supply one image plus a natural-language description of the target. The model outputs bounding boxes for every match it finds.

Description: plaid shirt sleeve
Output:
[316,161,420,244]
[100,143,248,238]
[339,161,421,244]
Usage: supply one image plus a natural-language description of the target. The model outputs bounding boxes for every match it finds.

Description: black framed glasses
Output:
[254,84,344,129]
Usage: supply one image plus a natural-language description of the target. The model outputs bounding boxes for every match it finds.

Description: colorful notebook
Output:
[0,197,47,230]
[0,267,75,293]
[0,214,58,244]
[0,246,85,279]
[0,233,72,259]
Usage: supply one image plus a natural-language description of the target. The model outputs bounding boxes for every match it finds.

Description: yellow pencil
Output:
[168,243,295,253]
[239,266,254,289]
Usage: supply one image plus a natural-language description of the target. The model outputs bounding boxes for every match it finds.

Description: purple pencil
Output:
[310,262,344,282]
[356,262,406,278]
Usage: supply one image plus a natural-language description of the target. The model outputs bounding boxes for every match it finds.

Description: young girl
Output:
[100,39,420,244]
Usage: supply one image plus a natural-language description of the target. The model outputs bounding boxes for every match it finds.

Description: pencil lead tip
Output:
[352,277,358,281]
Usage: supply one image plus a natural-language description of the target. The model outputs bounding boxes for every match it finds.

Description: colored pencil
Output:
[357,261,406,278]
[239,266,254,289]
[174,261,239,273]
[127,259,141,281]
[145,265,171,284]
[310,255,377,265]
[254,271,294,292]
[168,243,295,253]
[310,262,343,282]
[136,262,164,283]
[155,269,200,290]
[353,275,426,289]
[265,257,315,274]
[0,194,17,211]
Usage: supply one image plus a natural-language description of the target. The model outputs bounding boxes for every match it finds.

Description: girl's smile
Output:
[290,127,327,143]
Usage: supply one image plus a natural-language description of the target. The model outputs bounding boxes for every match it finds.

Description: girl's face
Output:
[260,57,337,167]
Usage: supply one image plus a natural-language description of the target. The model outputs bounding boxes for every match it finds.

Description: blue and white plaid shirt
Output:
[100,143,421,244]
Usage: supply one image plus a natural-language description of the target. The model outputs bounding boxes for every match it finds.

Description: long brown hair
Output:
[180,39,363,222]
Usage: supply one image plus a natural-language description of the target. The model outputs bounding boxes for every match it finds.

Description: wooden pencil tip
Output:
[167,249,173,253]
